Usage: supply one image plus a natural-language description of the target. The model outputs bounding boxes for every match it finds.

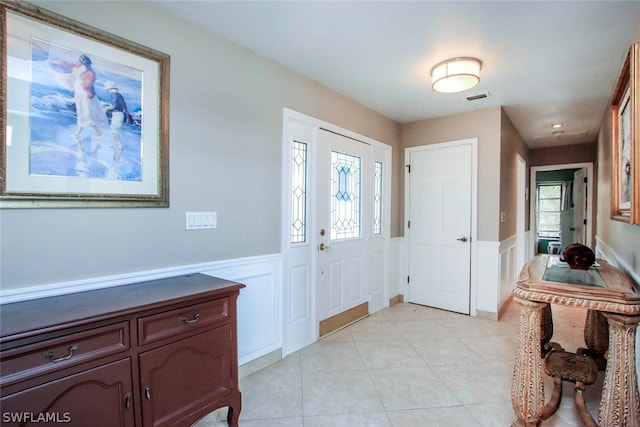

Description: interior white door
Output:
[316,129,372,333]
[573,168,587,245]
[407,143,472,314]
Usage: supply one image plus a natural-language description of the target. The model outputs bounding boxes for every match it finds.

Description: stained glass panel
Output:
[374,161,383,235]
[290,140,307,243]
[331,151,361,240]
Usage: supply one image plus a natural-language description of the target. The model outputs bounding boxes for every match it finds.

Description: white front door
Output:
[407,141,472,314]
[316,129,371,335]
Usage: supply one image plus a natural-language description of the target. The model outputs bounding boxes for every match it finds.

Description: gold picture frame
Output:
[0,0,170,208]
[610,42,639,224]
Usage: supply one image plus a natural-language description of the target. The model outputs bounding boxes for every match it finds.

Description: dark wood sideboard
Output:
[0,273,245,427]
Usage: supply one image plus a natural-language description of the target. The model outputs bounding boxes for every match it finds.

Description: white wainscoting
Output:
[475,236,519,319]
[475,240,500,317]
[390,237,406,301]
[498,235,518,315]
[0,254,283,367]
[200,254,282,365]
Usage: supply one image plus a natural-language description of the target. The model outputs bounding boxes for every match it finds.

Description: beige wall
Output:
[499,109,530,240]
[400,107,502,242]
[0,1,401,290]
[595,16,640,279]
[529,143,597,167]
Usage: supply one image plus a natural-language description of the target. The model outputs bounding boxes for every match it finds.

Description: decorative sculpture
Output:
[563,243,596,270]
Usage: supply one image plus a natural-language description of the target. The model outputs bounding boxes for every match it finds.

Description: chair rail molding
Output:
[0,253,283,366]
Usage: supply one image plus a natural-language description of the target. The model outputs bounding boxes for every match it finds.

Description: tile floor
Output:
[195,300,605,426]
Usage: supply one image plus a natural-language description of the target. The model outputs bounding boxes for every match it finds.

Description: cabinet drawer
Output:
[0,322,129,388]
[138,297,230,346]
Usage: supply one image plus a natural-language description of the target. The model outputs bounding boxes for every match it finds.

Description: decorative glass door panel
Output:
[330,151,361,240]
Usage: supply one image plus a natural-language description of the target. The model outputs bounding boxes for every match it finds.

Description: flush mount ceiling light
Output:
[431,57,482,93]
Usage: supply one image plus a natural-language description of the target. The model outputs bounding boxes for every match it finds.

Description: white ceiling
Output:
[149,0,640,149]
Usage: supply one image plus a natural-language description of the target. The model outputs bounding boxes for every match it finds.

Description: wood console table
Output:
[0,273,244,427]
[511,255,640,427]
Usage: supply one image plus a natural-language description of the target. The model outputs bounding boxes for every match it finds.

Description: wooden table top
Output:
[515,255,640,315]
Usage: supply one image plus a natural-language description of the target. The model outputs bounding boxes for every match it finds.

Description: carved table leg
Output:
[512,296,548,427]
[540,304,554,357]
[583,309,609,370]
[598,313,640,427]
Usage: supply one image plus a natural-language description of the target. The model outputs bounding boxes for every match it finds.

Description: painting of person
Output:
[103,80,130,162]
[49,53,106,151]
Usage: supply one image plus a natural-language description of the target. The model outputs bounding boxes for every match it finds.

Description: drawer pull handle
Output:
[145,385,151,400]
[44,345,78,363]
[124,392,131,409]
[180,313,200,324]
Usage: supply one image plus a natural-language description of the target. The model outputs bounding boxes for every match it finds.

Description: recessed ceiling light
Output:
[551,123,563,128]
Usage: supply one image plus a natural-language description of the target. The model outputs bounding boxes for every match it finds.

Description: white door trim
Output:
[404,138,478,316]
[516,155,528,272]
[281,108,392,356]
[529,162,594,256]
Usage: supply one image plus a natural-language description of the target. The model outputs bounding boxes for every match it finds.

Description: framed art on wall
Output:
[0,0,170,208]
[610,42,639,224]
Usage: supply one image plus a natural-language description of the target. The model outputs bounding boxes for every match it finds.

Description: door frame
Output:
[529,162,594,256]
[281,109,392,357]
[516,155,528,273]
[404,138,478,316]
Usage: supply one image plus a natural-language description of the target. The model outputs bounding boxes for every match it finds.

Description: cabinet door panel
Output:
[1,358,134,427]
[139,326,232,427]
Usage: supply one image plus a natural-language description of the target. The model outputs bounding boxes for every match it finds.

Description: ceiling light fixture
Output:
[551,123,563,128]
[431,57,482,93]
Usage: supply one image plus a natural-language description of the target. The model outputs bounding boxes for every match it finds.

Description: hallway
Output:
[198,300,602,426]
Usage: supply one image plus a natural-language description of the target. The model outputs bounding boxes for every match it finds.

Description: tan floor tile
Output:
[387,406,482,426]
[356,340,426,369]
[300,341,365,372]
[304,412,392,427]
[393,319,455,339]
[302,370,384,416]
[410,336,484,366]
[369,366,461,410]
[347,318,406,342]
[431,362,513,405]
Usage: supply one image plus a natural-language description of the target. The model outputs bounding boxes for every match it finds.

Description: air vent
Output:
[466,91,490,101]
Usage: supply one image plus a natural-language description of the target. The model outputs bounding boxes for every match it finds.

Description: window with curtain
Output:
[537,183,562,238]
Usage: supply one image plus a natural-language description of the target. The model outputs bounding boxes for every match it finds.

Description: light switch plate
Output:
[186,211,216,230]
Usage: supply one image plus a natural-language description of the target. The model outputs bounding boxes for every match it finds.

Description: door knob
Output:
[319,243,331,251]
[457,237,469,242]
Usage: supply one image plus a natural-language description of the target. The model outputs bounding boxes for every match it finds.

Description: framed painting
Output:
[0,1,170,208]
[610,42,639,224]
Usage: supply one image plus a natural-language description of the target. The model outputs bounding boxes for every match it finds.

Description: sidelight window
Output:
[290,140,307,243]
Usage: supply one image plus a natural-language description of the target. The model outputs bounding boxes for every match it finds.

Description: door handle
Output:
[457,237,469,242]
[319,243,331,251]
